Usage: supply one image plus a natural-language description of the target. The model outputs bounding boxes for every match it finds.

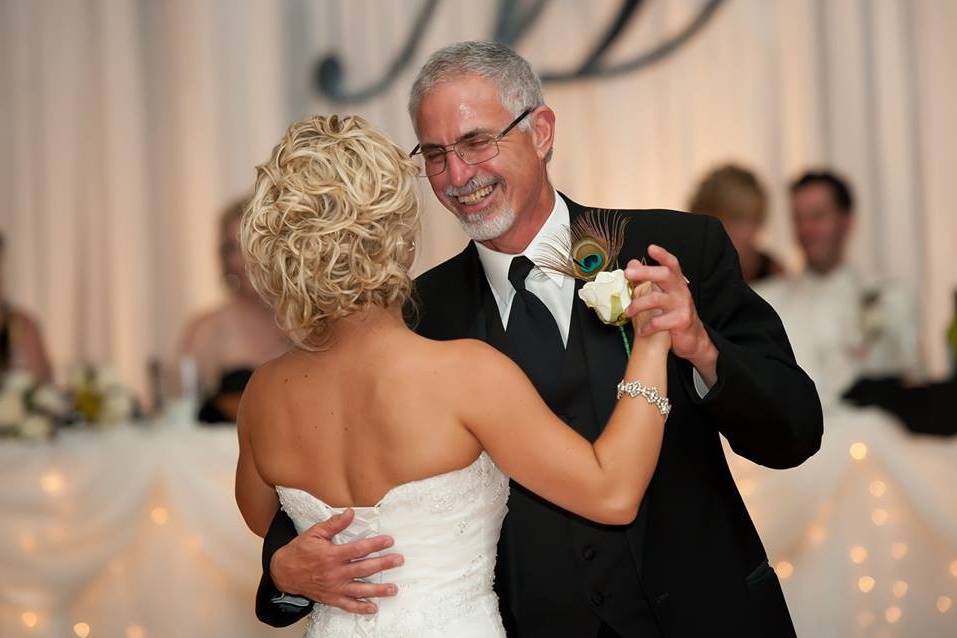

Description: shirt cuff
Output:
[692,368,714,399]
[271,593,312,609]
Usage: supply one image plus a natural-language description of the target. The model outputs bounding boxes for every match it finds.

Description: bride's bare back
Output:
[237,292,670,538]
[244,312,483,509]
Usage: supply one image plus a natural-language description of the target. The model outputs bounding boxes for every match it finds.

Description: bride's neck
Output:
[325,304,407,346]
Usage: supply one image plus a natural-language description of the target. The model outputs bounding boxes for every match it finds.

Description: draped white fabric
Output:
[725,409,957,637]
[1,418,954,637]
[1,0,955,401]
[0,426,301,638]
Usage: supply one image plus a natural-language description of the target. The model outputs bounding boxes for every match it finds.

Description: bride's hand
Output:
[629,281,672,351]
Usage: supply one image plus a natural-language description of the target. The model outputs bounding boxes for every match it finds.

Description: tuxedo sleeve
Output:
[255,509,314,626]
[684,216,823,469]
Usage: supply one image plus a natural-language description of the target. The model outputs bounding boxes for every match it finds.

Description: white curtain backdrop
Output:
[1,0,955,397]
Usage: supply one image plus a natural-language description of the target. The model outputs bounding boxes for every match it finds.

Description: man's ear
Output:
[530,106,556,161]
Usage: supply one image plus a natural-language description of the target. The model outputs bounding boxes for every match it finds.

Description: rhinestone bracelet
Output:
[616,379,671,417]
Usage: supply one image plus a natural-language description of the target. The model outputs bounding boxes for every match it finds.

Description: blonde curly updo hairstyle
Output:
[241,115,420,349]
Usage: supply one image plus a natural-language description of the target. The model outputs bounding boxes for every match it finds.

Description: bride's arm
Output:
[458,293,669,525]
[236,375,280,537]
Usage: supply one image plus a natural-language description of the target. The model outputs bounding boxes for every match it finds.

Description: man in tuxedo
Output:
[255,41,822,637]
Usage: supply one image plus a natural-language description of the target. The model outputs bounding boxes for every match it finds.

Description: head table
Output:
[0,409,954,637]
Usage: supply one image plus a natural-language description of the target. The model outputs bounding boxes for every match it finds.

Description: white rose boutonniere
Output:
[578,269,632,326]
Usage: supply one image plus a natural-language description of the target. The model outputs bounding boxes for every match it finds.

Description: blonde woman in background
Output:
[234,114,671,637]
[688,164,784,283]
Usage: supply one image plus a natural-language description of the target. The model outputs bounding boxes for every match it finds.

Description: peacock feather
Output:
[536,209,629,282]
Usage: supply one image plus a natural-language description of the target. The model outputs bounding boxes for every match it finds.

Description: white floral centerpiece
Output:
[0,371,70,441]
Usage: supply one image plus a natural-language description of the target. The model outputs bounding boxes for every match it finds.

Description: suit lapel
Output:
[559,194,632,424]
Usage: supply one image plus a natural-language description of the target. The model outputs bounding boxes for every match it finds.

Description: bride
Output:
[235,114,670,637]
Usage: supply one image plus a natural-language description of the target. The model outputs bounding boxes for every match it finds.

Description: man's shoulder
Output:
[562,194,711,236]
[414,244,475,290]
[601,206,716,258]
[410,244,480,338]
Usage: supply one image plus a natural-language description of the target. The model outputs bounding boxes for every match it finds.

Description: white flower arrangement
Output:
[0,371,69,441]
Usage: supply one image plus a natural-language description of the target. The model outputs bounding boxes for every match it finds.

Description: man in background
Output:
[755,170,921,410]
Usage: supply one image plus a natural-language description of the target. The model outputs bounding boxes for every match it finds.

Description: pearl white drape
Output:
[1,0,955,399]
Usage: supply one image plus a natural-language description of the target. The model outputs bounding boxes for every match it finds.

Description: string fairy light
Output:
[21,611,38,628]
[150,506,169,525]
[884,606,902,624]
[40,471,64,495]
[807,525,827,544]
[937,596,952,613]
[871,509,889,526]
[850,546,869,564]
[891,580,909,598]
[775,560,794,579]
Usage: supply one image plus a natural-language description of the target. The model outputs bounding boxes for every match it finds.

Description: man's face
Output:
[414,75,547,243]
[791,183,851,274]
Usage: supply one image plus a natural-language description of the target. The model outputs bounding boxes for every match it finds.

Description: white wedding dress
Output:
[276,451,510,637]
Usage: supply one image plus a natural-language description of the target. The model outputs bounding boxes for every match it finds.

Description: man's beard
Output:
[459,205,517,241]
[445,176,517,241]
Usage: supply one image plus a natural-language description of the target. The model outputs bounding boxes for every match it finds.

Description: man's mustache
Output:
[445,176,499,198]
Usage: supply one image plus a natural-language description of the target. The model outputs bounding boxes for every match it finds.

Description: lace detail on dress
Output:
[277,452,509,637]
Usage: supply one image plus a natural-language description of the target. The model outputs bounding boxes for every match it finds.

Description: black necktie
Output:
[504,256,565,397]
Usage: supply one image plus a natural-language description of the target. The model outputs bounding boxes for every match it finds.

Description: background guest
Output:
[0,232,53,384]
[688,164,783,283]
[755,170,922,409]
[178,199,288,423]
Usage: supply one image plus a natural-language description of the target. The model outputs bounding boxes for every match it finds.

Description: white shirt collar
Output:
[474,191,570,301]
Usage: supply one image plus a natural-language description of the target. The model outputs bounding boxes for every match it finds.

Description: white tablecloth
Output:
[725,407,957,637]
[0,424,301,638]
[1,412,954,637]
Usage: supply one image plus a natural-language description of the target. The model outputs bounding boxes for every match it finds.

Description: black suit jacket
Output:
[255,195,823,637]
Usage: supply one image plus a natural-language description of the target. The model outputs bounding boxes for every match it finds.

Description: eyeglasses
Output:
[409,108,533,177]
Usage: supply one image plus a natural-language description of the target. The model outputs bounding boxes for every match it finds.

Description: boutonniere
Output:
[537,210,638,355]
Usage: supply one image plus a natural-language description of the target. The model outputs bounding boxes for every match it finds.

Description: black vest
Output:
[481,282,660,638]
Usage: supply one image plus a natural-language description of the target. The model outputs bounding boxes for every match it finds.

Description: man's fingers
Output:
[340,581,399,600]
[337,535,396,561]
[343,553,405,580]
[647,244,683,275]
[309,508,355,539]
[624,264,672,284]
[323,595,378,615]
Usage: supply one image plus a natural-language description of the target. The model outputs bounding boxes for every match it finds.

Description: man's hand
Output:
[270,508,404,614]
[624,244,718,386]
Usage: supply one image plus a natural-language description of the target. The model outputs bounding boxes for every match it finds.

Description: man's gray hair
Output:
[408,41,545,132]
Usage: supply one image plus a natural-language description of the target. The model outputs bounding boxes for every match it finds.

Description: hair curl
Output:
[241,115,420,349]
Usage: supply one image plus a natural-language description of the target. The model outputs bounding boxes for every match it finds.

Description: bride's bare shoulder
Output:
[414,338,522,386]
[235,351,301,411]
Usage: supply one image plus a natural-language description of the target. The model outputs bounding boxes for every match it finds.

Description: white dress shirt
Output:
[474,191,712,397]
[754,265,921,410]
[474,192,575,344]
